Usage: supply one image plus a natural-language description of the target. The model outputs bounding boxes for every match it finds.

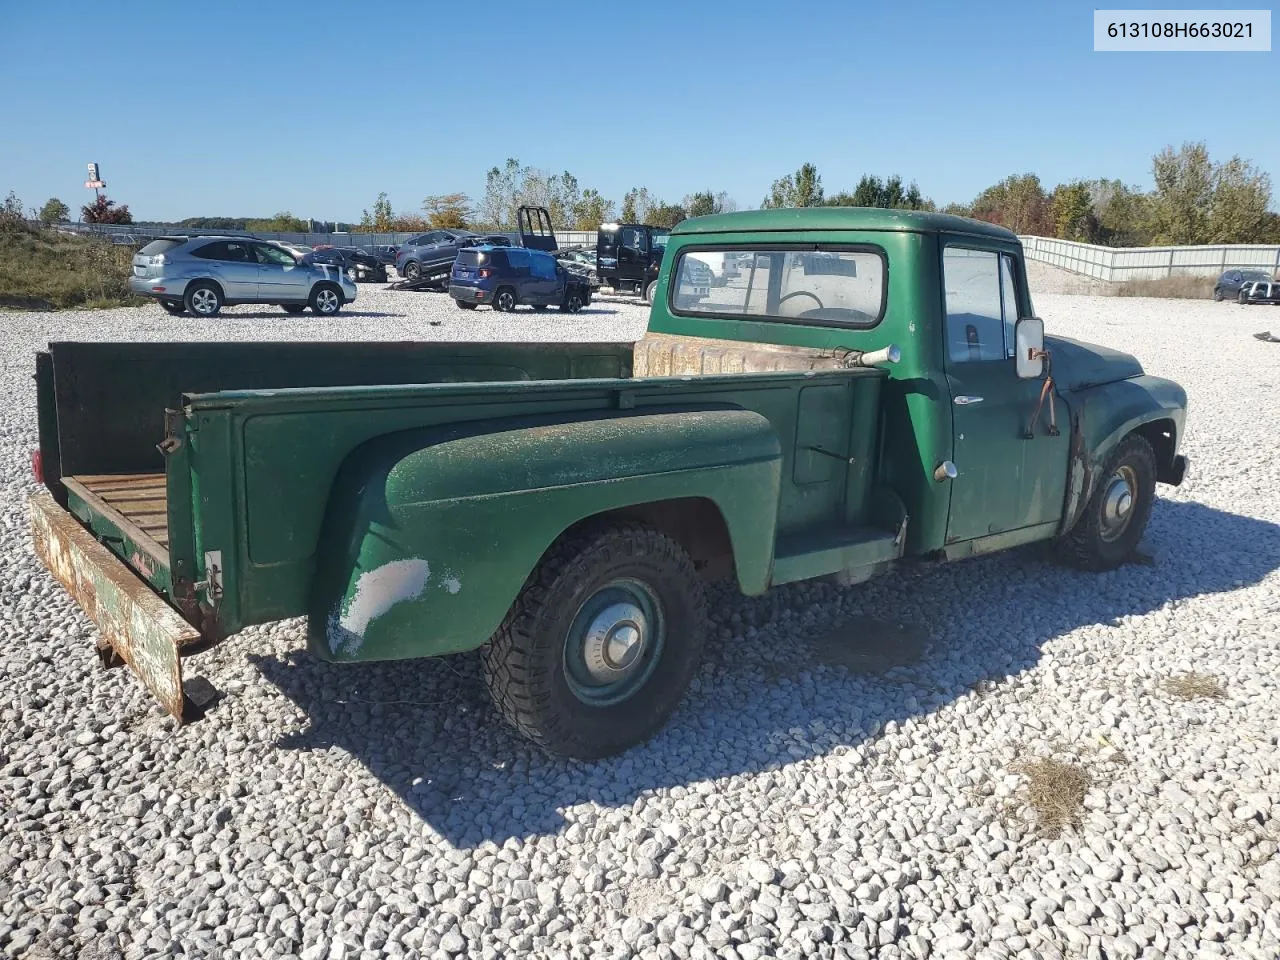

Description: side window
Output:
[531,255,557,280]
[943,248,1005,364]
[254,244,296,266]
[999,254,1019,358]
[621,227,646,253]
[191,241,230,261]
[192,241,253,262]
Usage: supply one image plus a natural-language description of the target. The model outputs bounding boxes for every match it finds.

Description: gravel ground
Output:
[2,282,1280,960]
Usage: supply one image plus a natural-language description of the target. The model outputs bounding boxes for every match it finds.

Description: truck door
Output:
[618,226,649,288]
[941,246,1067,543]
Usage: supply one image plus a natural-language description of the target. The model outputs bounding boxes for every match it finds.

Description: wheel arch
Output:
[183,277,225,301]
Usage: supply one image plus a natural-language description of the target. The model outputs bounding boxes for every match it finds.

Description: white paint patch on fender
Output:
[331,558,431,654]
[442,576,462,595]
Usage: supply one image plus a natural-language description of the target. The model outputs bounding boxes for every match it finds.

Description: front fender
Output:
[1060,375,1188,535]
[307,407,782,662]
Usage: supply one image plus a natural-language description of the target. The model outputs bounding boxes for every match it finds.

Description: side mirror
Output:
[1015,317,1045,379]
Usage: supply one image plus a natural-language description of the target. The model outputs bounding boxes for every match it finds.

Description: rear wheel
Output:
[282,304,306,314]
[1057,435,1156,571]
[1213,287,1224,301]
[310,284,343,316]
[482,523,706,759]
[184,282,222,317]
[644,280,657,304]
[1238,289,1248,304]
[160,300,185,315]
[404,261,420,281]
[494,287,517,312]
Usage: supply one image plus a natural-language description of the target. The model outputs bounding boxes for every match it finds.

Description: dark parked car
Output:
[396,230,480,280]
[305,246,386,283]
[370,244,400,266]
[1214,269,1274,301]
[449,246,591,313]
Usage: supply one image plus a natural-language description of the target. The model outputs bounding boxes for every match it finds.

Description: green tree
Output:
[38,198,70,224]
[1150,142,1214,244]
[1086,180,1153,246]
[81,195,133,224]
[356,192,395,232]
[763,163,824,209]
[646,202,687,229]
[683,190,735,218]
[245,211,306,232]
[621,187,655,223]
[423,193,473,229]
[969,174,1050,234]
[571,189,615,230]
[1208,156,1272,243]
[1050,181,1094,241]
[835,174,930,210]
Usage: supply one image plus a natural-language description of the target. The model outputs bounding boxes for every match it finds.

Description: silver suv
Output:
[130,236,358,317]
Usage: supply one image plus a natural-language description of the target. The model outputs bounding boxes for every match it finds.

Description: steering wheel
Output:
[779,290,824,313]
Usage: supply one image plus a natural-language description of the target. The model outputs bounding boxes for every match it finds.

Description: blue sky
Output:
[0,0,1274,222]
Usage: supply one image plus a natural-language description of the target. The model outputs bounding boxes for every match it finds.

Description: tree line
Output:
[23,140,1277,246]
[757,142,1277,245]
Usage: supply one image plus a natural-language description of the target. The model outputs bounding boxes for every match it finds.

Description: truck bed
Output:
[62,473,169,553]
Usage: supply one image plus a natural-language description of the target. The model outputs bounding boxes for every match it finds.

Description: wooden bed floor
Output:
[62,473,169,560]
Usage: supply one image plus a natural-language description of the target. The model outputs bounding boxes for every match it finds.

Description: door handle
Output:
[953,396,984,405]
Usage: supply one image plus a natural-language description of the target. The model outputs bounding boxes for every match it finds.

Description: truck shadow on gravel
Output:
[249,498,1280,847]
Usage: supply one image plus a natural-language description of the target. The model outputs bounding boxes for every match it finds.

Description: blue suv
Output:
[449,246,591,313]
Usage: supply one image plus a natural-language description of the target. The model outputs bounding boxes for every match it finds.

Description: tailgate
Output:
[30,491,200,719]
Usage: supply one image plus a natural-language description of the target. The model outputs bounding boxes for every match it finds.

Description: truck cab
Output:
[596,222,671,301]
[30,208,1188,760]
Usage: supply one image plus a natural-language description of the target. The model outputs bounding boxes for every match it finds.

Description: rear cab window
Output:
[671,245,886,326]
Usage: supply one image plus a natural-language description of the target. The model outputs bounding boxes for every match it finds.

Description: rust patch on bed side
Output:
[29,491,198,720]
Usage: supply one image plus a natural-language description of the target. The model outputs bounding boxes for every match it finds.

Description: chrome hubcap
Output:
[1100,465,1137,541]
[564,580,663,706]
[191,289,217,314]
[317,290,338,313]
[498,293,513,310]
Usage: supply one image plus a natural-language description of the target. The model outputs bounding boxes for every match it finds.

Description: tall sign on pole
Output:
[85,163,106,199]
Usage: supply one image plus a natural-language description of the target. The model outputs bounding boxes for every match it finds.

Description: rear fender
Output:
[307,407,782,662]
[1060,375,1187,535]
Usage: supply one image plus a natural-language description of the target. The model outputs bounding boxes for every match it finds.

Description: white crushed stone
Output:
[1,281,1278,960]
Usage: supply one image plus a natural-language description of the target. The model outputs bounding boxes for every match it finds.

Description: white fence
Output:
[1018,235,1280,282]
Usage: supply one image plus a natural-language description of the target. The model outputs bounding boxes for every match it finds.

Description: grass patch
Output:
[1110,276,1215,300]
[0,219,141,310]
[1013,758,1092,837]
[1162,672,1227,700]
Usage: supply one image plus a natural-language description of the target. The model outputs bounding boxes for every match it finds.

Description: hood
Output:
[1045,335,1143,390]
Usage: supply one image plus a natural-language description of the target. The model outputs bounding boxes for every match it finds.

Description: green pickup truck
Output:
[29,209,1189,759]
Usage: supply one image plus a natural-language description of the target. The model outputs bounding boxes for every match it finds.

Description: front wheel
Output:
[310,284,343,316]
[560,290,584,313]
[403,261,420,281]
[1057,435,1156,571]
[1213,287,1224,301]
[644,280,657,304]
[482,523,707,759]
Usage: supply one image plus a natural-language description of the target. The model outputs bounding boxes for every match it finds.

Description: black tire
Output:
[644,280,657,305]
[560,291,584,313]
[160,299,185,315]
[183,282,222,317]
[482,523,707,759]
[310,283,344,316]
[403,261,420,281]
[1238,290,1248,305]
[1213,287,1224,302]
[457,300,477,310]
[282,304,306,314]
[1057,435,1156,572]
[493,287,518,312]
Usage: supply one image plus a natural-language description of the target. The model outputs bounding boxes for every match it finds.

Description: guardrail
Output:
[1018,235,1280,282]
